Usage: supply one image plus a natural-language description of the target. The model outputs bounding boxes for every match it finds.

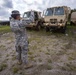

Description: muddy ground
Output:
[0,29,76,75]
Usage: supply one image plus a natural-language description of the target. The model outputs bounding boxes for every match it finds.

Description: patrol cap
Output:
[11,10,20,15]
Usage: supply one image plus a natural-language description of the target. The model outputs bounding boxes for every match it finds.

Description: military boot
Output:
[24,63,33,69]
[17,60,22,65]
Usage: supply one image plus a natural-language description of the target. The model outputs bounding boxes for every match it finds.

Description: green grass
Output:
[45,52,50,55]
[0,45,5,48]
[61,63,76,71]
[12,66,20,73]
[29,56,35,61]
[47,59,52,63]
[0,45,6,50]
[12,56,16,60]
[28,51,33,55]
[47,64,52,70]
[68,56,75,60]
[0,26,11,33]
[0,25,76,35]
[0,63,7,71]
[67,25,76,36]
[38,58,42,62]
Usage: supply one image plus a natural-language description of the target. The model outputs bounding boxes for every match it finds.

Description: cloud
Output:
[0,7,10,20]
[0,9,8,16]
[22,0,42,4]
[0,0,76,20]
[0,0,13,9]
[2,0,13,8]
[0,0,13,20]
[46,0,76,9]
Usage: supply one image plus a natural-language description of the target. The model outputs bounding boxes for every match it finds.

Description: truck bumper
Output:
[44,23,65,29]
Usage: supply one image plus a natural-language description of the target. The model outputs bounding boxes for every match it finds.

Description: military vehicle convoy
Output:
[43,6,71,33]
[23,10,43,30]
[22,6,73,33]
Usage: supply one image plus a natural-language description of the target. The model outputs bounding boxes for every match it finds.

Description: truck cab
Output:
[43,6,71,33]
[23,10,43,30]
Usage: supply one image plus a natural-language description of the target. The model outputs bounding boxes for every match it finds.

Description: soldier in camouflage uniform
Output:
[10,10,33,68]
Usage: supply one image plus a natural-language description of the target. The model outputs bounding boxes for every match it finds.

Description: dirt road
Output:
[0,30,76,75]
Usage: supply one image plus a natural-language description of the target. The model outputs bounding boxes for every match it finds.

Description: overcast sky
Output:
[0,0,76,20]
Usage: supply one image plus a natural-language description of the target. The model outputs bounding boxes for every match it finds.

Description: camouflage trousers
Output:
[15,45,28,64]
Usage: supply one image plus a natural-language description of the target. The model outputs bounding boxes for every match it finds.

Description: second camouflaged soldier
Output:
[10,10,33,69]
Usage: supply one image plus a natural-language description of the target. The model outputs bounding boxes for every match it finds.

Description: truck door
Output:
[34,12,39,21]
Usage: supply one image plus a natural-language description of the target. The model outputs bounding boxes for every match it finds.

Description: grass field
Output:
[0,25,76,75]
[0,25,11,33]
[0,25,76,33]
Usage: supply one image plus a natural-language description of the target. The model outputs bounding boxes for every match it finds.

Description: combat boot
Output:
[24,63,33,69]
[17,60,22,65]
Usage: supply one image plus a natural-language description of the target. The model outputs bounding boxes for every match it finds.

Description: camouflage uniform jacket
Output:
[10,19,28,49]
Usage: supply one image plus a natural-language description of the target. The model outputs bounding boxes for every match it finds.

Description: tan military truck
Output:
[71,12,76,25]
[43,6,71,33]
[23,10,43,30]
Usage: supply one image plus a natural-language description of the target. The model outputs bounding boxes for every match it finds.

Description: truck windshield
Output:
[45,8,53,16]
[54,7,64,15]
[23,12,31,18]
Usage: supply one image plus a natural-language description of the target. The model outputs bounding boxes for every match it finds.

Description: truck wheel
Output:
[70,21,75,26]
[61,26,66,34]
[36,25,41,31]
[62,28,66,34]
[46,27,50,32]
[35,21,42,31]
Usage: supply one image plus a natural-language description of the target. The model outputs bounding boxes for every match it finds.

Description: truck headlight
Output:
[46,23,49,25]
[59,24,63,26]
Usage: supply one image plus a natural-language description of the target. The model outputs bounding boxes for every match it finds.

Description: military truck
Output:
[23,10,43,30]
[43,6,71,33]
[71,12,76,25]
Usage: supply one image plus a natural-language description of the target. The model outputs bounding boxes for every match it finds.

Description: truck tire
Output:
[61,25,67,34]
[46,26,50,32]
[36,25,41,31]
[70,21,76,26]
[36,20,42,31]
